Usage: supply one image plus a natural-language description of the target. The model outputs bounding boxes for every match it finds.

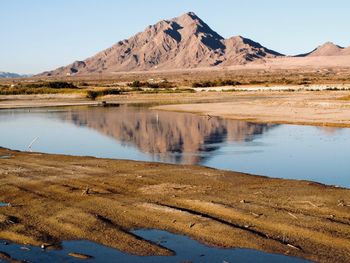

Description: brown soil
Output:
[0,148,349,262]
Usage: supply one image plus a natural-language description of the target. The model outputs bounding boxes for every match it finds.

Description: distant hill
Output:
[0,72,32,78]
[297,42,346,57]
[40,12,283,77]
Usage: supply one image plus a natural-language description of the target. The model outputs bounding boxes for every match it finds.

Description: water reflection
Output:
[60,105,276,164]
[0,105,348,187]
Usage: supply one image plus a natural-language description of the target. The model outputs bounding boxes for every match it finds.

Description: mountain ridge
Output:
[40,12,284,76]
[40,12,350,77]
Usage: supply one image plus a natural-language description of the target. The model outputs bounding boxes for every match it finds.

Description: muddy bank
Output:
[0,148,349,262]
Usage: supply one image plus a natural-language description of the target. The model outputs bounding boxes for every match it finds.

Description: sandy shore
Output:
[0,94,98,109]
[152,91,350,128]
[1,90,350,128]
[0,91,263,109]
[0,148,349,262]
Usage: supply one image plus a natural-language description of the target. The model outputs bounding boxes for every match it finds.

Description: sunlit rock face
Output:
[40,12,283,77]
[61,105,276,164]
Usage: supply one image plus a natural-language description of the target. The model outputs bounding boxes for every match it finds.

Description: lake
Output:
[0,104,349,187]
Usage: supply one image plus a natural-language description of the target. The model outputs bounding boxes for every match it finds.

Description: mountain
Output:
[297,42,346,57]
[41,12,284,76]
[222,36,282,65]
[0,72,32,78]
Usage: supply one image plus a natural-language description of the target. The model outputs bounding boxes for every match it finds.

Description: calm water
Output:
[0,104,349,187]
[0,229,309,263]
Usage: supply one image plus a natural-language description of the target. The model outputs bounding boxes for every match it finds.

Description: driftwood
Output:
[287,243,301,250]
[82,187,90,195]
[287,212,298,219]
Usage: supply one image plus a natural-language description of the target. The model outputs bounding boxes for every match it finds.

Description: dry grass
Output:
[3,67,350,88]
[338,95,350,100]
[0,81,81,95]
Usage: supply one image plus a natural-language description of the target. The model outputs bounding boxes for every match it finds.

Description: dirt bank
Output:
[0,148,349,262]
[153,90,350,128]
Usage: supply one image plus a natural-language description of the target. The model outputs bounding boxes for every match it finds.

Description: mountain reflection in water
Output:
[1,105,349,186]
[60,105,276,164]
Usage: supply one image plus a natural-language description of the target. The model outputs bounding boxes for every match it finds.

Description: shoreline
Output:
[152,106,350,128]
[151,91,350,128]
[0,148,349,262]
[1,90,350,128]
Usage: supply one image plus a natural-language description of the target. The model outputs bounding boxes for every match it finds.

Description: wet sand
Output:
[0,148,349,262]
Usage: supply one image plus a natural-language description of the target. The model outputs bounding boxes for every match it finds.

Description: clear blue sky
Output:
[1,0,350,74]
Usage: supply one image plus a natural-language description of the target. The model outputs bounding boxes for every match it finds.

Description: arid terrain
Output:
[0,147,349,262]
[1,81,350,262]
[2,5,350,263]
[1,25,350,262]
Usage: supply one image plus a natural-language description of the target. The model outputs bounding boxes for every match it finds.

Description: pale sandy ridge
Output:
[152,91,350,128]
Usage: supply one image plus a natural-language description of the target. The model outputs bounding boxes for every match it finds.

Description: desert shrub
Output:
[283,88,296,92]
[127,80,174,89]
[180,88,196,93]
[0,81,80,95]
[17,81,79,89]
[0,87,76,95]
[325,87,344,91]
[86,90,99,100]
[140,88,195,94]
[128,80,142,88]
[148,82,174,89]
[247,80,267,85]
[192,79,241,88]
[222,89,240,92]
[86,88,122,100]
[45,82,78,89]
[76,82,89,87]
